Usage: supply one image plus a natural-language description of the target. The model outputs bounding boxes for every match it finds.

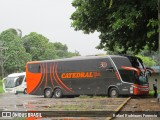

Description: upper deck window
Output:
[28,64,41,73]
[127,56,144,69]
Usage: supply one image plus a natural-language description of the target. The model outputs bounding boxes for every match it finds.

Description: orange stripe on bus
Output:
[45,63,48,89]
[55,63,74,93]
[50,63,54,88]
[52,63,68,93]
[121,66,140,76]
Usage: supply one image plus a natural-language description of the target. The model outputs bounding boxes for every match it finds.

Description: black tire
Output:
[24,88,27,94]
[109,88,119,98]
[54,88,62,98]
[44,88,53,98]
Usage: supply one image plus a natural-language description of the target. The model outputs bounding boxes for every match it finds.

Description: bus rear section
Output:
[110,55,149,96]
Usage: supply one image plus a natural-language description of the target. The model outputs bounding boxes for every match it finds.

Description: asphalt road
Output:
[0,93,129,120]
[2,93,159,120]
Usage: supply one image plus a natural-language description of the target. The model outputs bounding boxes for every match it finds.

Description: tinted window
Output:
[5,77,17,88]
[120,71,135,83]
[15,76,24,86]
[112,56,135,83]
[112,57,132,69]
[28,64,41,73]
[127,56,144,69]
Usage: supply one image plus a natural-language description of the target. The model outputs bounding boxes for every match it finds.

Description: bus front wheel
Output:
[54,88,62,98]
[24,88,27,94]
[109,88,119,98]
[44,88,53,98]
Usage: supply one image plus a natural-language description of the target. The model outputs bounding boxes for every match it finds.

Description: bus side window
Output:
[15,76,24,86]
[28,64,41,73]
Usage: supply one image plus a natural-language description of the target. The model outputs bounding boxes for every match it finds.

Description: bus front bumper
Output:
[133,84,149,95]
[4,88,17,94]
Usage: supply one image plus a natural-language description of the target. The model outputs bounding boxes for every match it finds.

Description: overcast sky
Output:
[0,0,105,55]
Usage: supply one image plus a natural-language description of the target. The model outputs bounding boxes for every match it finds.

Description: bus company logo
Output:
[99,62,107,68]
[61,72,101,79]
[2,112,11,117]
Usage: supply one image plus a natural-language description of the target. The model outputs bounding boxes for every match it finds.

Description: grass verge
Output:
[149,90,160,96]
[0,80,4,93]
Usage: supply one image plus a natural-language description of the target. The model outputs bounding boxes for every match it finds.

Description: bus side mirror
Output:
[121,66,140,76]
[146,67,154,76]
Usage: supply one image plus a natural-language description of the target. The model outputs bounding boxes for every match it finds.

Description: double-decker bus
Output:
[26,55,150,98]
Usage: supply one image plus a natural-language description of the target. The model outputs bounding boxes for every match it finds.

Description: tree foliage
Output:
[23,33,80,61]
[0,29,31,74]
[136,55,156,67]
[106,45,158,66]
[23,32,50,61]
[0,29,80,76]
[71,0,158,53]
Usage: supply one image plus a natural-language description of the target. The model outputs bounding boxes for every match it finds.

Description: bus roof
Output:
[27,55,128,64]
[7,72,26,77]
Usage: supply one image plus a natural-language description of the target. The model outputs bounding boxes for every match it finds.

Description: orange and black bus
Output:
[26,55,150,98]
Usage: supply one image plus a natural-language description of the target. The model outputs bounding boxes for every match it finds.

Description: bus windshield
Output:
[128,56,148,85]
[4,77,18,88]
[133,75,148,85]
[4,76,24,88]
[139,76,147,84]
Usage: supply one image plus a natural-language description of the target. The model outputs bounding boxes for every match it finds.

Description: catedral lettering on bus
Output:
[61,72,101,79]
[26,55,153,98]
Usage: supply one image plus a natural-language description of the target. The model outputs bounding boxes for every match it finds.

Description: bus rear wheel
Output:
[44,88,53,98]
[109,88,119,98]
[54,88,62,98]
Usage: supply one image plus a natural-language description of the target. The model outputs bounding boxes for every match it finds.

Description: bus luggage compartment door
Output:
[119,83,134,95]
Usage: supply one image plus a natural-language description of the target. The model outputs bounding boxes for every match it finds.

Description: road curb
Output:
[106,97,131,120]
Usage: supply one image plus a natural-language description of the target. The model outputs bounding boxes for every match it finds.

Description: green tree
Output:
[23,32,50,61]
[106,45,158,67]
[71,0,158,54]
[0,28,31,75]
[66,50,80,58]
[23,33,80,61]
[40,42,58,60]
[53,42,68,58]
[136,55,156,67]
[53,42,80,58]
[0,29,79,77]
